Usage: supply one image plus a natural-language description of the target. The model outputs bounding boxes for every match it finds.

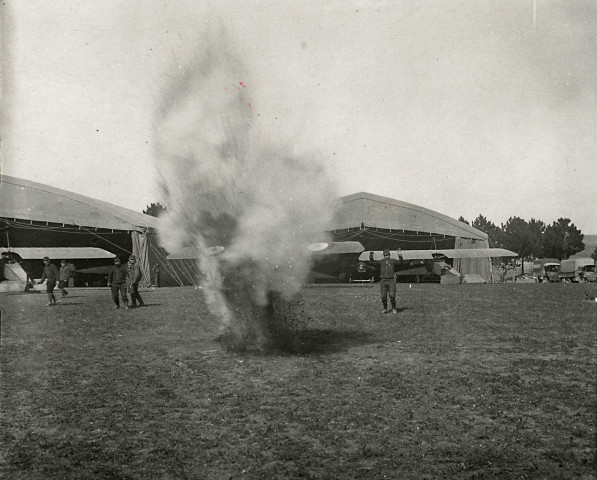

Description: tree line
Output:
[457,215,589,261]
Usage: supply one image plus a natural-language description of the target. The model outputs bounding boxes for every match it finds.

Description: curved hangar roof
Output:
[330,192,487,240]
[0,175,158,231]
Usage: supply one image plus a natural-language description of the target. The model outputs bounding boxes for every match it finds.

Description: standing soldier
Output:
[377,249,402,314]
[107,257,129,309]
[0,252,6,282]
[127,255,145,308]
[67,261,76,287]
[152,263,160,287]
[38,256,59,306]
[58,259,74,298]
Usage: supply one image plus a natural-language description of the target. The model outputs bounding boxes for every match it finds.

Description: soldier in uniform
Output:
[377,249,402,314]
[58,259,75,297]
[38,256,59,306]
[127,255,145,307]
[108,257,129,309]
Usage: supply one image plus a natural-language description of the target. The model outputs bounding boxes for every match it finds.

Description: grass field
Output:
[1,283,596,479]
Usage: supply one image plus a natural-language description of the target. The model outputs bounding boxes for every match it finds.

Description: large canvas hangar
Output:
[328,192,492,280]
[0,175,196,287]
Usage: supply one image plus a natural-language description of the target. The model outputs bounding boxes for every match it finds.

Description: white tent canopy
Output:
[0,175,158,231]
[1,247,114,260]
[331,192,487,240]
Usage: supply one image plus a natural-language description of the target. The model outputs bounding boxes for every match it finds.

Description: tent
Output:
[0,175,196,287]
[327,192,495,281]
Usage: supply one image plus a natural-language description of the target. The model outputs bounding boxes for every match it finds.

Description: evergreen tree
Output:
[143,202,167,217]
[502,217,542,260]
[472,215,504,248]
[543,218,584,260]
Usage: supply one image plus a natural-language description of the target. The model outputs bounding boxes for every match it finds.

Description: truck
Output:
[532,258,561,283]
[559,258,597,283]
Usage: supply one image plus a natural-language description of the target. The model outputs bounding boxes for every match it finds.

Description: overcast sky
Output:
[2,0,596,233]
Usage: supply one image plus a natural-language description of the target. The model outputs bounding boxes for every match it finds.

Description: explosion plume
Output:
[154,28,337,352]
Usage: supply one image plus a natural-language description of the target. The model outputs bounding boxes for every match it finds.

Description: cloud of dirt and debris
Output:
[153,24,336,352]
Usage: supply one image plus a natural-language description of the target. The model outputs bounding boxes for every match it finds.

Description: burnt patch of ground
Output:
[270,328,377,355]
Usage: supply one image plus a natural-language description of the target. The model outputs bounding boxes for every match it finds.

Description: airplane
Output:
[177,241,518,284]
[306,241,518,283]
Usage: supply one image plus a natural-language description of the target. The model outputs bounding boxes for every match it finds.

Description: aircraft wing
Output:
[166,245,224,260]
[165,244,515,261]
[161,243,516,283]
[307,241,365,255]
[163,241,366,282]
[436,248,518,259]
[359,248,517,261]
[1,247,114,259]
[165,243,364,260]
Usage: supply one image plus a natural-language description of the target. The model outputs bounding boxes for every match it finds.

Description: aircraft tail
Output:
[3,262,28,282]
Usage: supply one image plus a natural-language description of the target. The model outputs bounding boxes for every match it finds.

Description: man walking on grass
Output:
[378,249,402,314]
[108,257,129,310]
[38,256,59,306]
[58,259,74,298]
[127,255,144,308]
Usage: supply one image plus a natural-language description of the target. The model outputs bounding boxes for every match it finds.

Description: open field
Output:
[1,283,596,479]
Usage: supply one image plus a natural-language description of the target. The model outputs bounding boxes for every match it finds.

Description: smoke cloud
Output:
[153,26,336,352]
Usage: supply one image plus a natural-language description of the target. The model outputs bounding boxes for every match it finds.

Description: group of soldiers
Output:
[107,255,145,309]
[38,254,145,309]
[37,258,75,306]
[36,249,400,312]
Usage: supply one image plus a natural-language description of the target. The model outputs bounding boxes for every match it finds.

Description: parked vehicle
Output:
[559,258,597,283]
[348,261,376,283]
[532,258,561,283]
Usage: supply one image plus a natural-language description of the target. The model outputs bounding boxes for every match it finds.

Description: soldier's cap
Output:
[383,249,390,255]
[61,259,67,263]
[114,257,121,263]
[129,255,136,261]
[43,256,50,261]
